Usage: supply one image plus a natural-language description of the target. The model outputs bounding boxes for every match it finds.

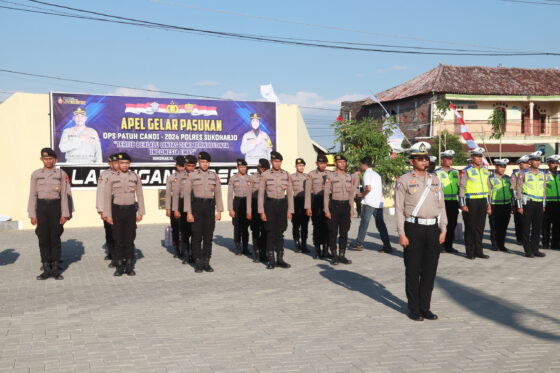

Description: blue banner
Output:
[51,92,276,165]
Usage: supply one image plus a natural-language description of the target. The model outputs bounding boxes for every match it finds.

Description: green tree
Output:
[430,130,469,165]
[489,108,506,158]
[331,117,408,190]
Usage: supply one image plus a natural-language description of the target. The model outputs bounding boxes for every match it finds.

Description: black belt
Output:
[266,196,287,202]
[234,196,247,200]
[112,204,136,210]
[193,197,214,203]
[330,199,348,205]
[37,198,60,205]
[312,193,324,198]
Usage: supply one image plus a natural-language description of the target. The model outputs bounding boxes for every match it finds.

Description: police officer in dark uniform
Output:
[324,154,354,265]
[247,158,270,262]
[228,159,250,256]
[185,152,224,273]
[181,154,197,264]
[28,147,72,280]
[103,152,145,276]
[395,142,447,321]
[487,159,513,252]
[258,151,294,269]
[96,154,119,266]
[165,155,187,259]
[305,154,330,259]
[291,158,310,253]
[542,155,560,250]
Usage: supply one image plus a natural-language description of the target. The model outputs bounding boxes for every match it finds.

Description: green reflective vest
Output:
[464,166,489,199]
[521,170,545,202]
[489,174,512,205]
[435,168,459,201]
[544,170,560,201]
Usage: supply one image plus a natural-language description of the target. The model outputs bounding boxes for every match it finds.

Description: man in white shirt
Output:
[350,157,392,252]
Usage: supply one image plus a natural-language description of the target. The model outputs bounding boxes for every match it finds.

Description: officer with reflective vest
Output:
[434,150,460,253]
[542,154,560,250]
[458,147,491,260]
[487,159,513,252]
[511,155,530,243]
[516,151,546,258]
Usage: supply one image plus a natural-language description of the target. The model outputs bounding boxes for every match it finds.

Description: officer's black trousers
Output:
[264,198,288,255]
[232,197,249,245]
[489,204,511,250]
[542,201,560,248]
[250,197,267,259]
[514,209,523,243]
[111,204,137,260]
[327,200,351,253]
[103,220,114,253]
[291,196,309,243]
[521,200,544,255]
[403,222,440,315]
[192,199,216,260]
[443,200,459,251]
[35,199,63,263]
[462,198,487,257]
[170,198,190,248]
[311,194,328,246]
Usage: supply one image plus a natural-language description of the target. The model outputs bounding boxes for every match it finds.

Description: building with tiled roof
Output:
[341,64,560,161]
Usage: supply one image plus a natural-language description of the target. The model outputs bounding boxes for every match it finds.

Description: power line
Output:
[502,0,560,5]
[0,0,554,56]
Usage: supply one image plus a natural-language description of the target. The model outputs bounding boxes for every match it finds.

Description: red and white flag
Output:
[449,102,488,165]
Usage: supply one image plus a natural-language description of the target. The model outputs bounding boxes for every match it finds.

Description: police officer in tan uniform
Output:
[181,155,197,264]
[103,152,145,276]
[324,154,354,265]
[165,156,187,259]
[291,158,311,253]
[305,154,331,259]
[185,152,223,273]
[247,158,270,262]
[395,142,447,321]
[28,147,72,280]
[258,151,294,269]
[96,154,119,265]
[228,159,250,255]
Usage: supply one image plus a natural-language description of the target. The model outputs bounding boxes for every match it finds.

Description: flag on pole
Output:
[260,84,280,103]
[369,93,405,153]
[449,102,488,165]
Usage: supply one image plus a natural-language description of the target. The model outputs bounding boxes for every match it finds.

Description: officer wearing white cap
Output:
[458,147,491,260]
[516,151,546,258]
[511,155,530,243]
[487,159,513,252]
[434,150,460,253]
[395,141,447,321]
[543,155,560,250]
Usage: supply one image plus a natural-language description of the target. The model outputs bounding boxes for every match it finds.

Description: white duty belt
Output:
[406,174,439,226]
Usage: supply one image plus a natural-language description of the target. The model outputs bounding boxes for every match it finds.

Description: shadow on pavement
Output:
[0,249,19,266]
[363,232,403,258]
[317,264,407,314]
[61,239,84,272]
[437,276,560,341]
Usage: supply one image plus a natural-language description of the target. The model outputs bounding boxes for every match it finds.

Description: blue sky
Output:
[1,0,559,149]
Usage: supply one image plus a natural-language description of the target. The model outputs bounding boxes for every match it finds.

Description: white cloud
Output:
[375,65,410,74]
[278,91,366,110]
[109,84,163,97]
[193,80,221,87]
[221,90,249,100]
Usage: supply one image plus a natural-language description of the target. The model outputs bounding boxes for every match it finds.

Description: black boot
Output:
[114,260,124,276]
[294,232,301,253]
[104,243,113,260]
[194,258,203,273]
[276,250,291,268]
[172,244,180,258]
[202,257,214,272]
[313,245,321,259]
[51,261,64,280]
[322,244,331,259]
[253,244,260,263]
[242,242,250,256]
[37,262,51,280]
[125,259,136,276]
[266,250,275,269]
[331,246,339,265]
[234,241,242,255]
[339,248,352,264]
[300,239,310,253]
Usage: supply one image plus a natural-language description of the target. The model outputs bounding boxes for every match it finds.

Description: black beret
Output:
[270,151,283,161]
[175,156,186,166]
[40,147,57,158]
[237,158,248,166]
[258,158,270,169]
[198,151,211,161]
[316,154,328,163]
[117,152,131,161]
[295,158,306,165]
[334,154,347,162]
[185,155,197,165]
